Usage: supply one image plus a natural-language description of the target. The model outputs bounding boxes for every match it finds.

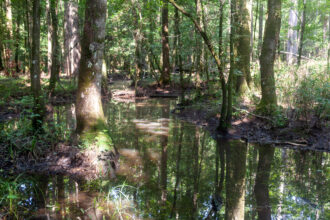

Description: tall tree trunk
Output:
[254,145,275,220]
[131,0,142,94]
[297,0,306,66]
[195,0,203,96]
[174,8,184,103]
[76,0,107,134]
[46,0,52,73]
[258,3,263,57]
[259,0,281,114]
[5,0,13,74]
[49,0,60,96]
[64,0,80,78]
[31,0,45,132]
[286,0,298,64]
[15,11,21,73]
[24,0,31,73]
[234,0,252,95]
[160,0,170,86]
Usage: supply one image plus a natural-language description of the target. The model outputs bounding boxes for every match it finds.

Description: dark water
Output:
[0,98,329,219]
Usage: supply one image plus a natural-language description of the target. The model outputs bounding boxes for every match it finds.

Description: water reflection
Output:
[0,98,329,219]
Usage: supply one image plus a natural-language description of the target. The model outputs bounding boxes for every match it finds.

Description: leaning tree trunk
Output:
[259,0,281,114]
[31,0,45,132]
[76,0,107,135]
[49,0,60,96]
[160,0,171,86]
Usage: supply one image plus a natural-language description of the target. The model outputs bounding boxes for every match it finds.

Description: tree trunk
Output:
[297,0,306,66]
[160,0,170,86]
[64,0,80,78]
[46,0,52,73]
[31,0,45,132]
[131,0,142,93]
[195,0,203,95]
[174,8,184,103]
[259,0,281,114]
[5,0,13,75]
[286,0,298,64]
[234,0,252,95]
[76,0,107,134]
[258,3,263,57]
[254,146,275,220]
[15,11,21,73]
[49,0,60,96]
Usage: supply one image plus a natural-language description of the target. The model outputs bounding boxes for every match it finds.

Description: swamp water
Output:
[0,98,329,219]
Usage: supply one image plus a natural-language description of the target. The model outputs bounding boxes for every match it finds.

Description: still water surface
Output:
[0,98,329,219]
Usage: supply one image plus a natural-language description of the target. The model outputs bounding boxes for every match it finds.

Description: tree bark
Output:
[160,0,171,86]
[286,0,298,64]
[76,0,107,134]
[258,3,263,57]
[46,0,52,73]
[297,0,306,66]
[64,0,80,78]
[31,0,45,132]
[15,10,21,73]
[48,0,60,97]
[259,0,281,114]
[131,0,142,93]
[234,0,252,95]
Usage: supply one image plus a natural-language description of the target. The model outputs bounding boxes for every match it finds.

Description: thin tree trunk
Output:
[131,0,142,94]
[259,0,281,114]
[31,0,45,132]
[195,0,203,96]
[49,0,60,96]
[160,0,170,86]
[46,0,52,73]
[286,0,298,64]
[15,11,21,73]
[258,3,263,57]
[297,0,307,66]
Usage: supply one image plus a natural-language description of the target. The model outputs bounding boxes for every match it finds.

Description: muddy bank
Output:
[172,99,330,152]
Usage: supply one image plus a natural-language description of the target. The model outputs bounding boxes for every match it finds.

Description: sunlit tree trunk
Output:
[234,0,252,95]
[254,145,275,220]
[31,0,45,132]
[49,0,60,96]
[76,0,107,134]
[257,3,263,57]
[64,0,80,78]
[259,0,281,114]
[174,8,184,103]
[286,0,298,64]
[5,0,13,74]
[160,0,170,86]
